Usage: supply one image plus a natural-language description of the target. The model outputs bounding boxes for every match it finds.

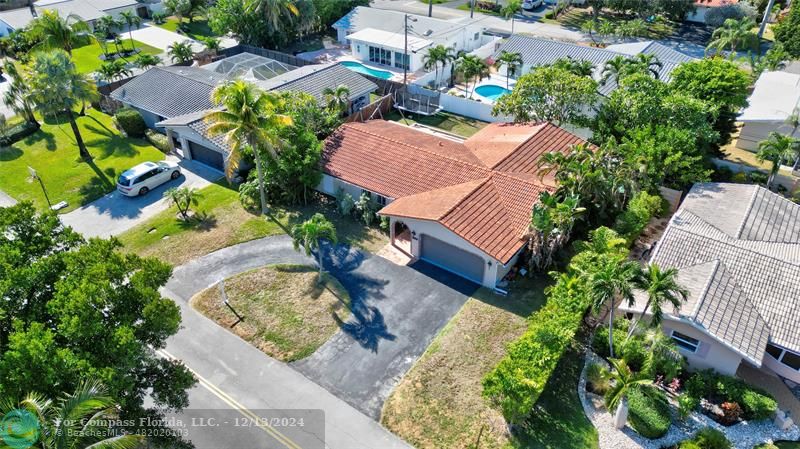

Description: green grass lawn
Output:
[0,109,165,213]
[118,181,389,266]
[385,111,489,138]
[72,38,162,73]
[553,7,675,40]
[158,16,218,40]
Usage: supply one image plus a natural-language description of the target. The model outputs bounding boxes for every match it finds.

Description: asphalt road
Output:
[163,235,416,449]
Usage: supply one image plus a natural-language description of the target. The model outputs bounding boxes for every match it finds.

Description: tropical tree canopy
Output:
[756,131,800,189]
[29,10,89,54]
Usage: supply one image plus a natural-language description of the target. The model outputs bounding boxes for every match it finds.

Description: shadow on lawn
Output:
[22,129,57,151]
[0,146,22,161]
[78,160,115,205]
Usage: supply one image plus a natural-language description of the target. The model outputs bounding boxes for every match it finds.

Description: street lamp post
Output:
[27,166,52,209]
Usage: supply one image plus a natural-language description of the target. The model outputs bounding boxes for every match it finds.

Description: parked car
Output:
[117,161,181,197]
[522,0,543,10]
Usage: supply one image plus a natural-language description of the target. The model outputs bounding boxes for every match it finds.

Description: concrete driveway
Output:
[60,157,220,238]
[292,244,476,419]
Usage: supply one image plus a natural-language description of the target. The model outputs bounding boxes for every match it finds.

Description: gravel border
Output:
[578,350,800,449]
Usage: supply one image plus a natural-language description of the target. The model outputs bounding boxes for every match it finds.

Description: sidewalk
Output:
[0,189,16,208]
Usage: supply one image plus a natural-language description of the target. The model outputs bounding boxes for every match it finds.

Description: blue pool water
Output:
[341,61,393,80]
[474,84,511,101]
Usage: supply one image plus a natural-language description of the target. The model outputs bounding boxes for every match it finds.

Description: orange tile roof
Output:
[694,0,737,7]
[321,120,588,263]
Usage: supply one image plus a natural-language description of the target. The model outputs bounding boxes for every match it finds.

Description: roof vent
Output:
[438,141,444,146]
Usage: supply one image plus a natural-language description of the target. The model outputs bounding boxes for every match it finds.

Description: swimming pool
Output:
[474,84,511,101]
[341,61,393,80]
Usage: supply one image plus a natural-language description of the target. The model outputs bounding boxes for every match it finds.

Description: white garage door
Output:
[420,234,484,284]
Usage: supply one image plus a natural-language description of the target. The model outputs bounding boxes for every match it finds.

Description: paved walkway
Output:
[164,235,412,449]
[60,157,219,238]
[130,23,204,52]
[737,363,800,420]
[0,189,16,208]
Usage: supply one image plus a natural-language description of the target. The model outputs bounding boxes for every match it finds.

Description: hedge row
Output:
[613,190,665,243]
[628,387,672,439]
[0,121,39,147]
[481,272,591,424]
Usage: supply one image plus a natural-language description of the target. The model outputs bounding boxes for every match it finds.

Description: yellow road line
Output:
[156,349,302,449]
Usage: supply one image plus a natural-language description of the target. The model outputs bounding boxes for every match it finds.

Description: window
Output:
[394,51,409,70]
[376,195,387,206]
[368,46,391,66]
[781,351,800,371]
[473,32,479,40]
[360,189,372,199]
[766,343,784,360]
[671,330,700,353]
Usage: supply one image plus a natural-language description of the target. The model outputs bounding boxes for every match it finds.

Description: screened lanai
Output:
[203,53,297,81]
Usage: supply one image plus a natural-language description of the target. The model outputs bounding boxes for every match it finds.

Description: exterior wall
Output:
[496,247,523,284]
[104,5,139,19]
[0,19,14,37]
[762,351,800,384]
[737,121,797,152]
[349,39,425,72]
[164,125,229,173]
[134,107,164,130]
[316,173,369,201]
[391,215,503,288]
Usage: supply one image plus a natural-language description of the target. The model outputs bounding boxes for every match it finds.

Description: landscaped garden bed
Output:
[191,264,351,362]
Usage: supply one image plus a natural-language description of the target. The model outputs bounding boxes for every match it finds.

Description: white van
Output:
[117,161,182,197]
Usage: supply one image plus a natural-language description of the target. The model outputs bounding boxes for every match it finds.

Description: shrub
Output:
[677,393,699,421]
[621,337,647,372]
[720,401,742,425]
[354,192,379,226]
[693,428,731,449]
[544,10,555,19]
[705,2,756,28]
[152,12,167,24]
[114,108,146,138]
[591,319,628,358]
[627,387,671,439]
[145,129,171,153]
[774,0,800,58]
[335,189,355,216]
[711,166,733,182]
[748,170,768,185]
[237,179,259,210]
[586,362,611,395]
[685,370,777,420]
[740,389,778,420]
[730,171,749,183]
[613,191,664,242]
[0,121,39,147]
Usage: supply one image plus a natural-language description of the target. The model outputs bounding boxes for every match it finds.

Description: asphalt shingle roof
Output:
[111,67,227,119]
[642,183,800,362]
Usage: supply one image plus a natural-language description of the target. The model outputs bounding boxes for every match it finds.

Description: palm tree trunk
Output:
[67,108,91,160]
[627,298,651,338]
[254,151,268,215]
[317,239,324,282]
[608,302,615,358]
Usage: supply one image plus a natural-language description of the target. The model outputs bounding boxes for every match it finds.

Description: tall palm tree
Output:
[205,80,292,215]
[630,53,662,79]
[29,10,89,55]
[2,61,38,128]
[600,55,630,85]
[2,380,143,449]
[322,84,350,115]
[598,19,615,46]
[756,131,800,189]
[588,256,640,358]
[28,50,98,160]
[135,53,162,70]
[627,264,688,338]
[92,29,110,58]
[455,54,490,98]
[604,358,653,429]
[119,10,141,52]
[422,44,456,89]
[168,40,194,63]
[97,59,133,83]
[554,56,595,77]
[291,213,338,282]
[501,0,522,34]
[706,17,757,57]
[97,15,121,37]
[246,0,299,34]
[494,50,523,89]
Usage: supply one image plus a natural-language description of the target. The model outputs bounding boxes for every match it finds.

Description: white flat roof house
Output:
[0,0,153,36]
[737,71,800,152]
[333,6,486,73]
[620,183,800,385]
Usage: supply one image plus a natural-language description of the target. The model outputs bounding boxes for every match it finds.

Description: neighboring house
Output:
[737,71,800,152]
[317,120,587,288]
[111,66,227,130]
[494,35,694,96]
[620,183,800,385]
[154,61,378,172]
[333,6,486,73]
[686,0,737,24]
[0,0,152,36]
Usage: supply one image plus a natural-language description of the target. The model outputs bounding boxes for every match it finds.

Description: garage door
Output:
[420,234,484,284]
[189,141,224,171]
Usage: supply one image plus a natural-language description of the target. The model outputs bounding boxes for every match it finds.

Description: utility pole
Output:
[428,0,433,17]
[758,0,776,39]
[404,14,417,85]
[470,0,475,18]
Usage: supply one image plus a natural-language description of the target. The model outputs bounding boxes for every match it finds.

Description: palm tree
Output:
[97,59,132,83]
[554,56,595,77]
[501,0,522,34]
[641,327,684,379]
[291,213,338,282]
[706,17,757,57]
[135,53,162,70]
[246,0,299,34]
[29,10,89,55]
[168,40,194,63]
[588,256,640,358]
[97,14,121,38]
[527,192,584,271]
[164,187,199,220]
[201,36,221,56]
[205,80,292,215]
[494,50,523,89]
[119,10,141,52]
[604,358,653,429]
[630,53,662,79]
[627,264,688,338]
[598,19,615,46]
[455,54,490,98]
[28,50,98,160]
[422,44,456,89]
[322,84,350,115]
[92,29,110,58]
[756,131,800,189]
[2,380,143,449]
[582,19,599,46]
[600,55,630,85]
[164,0,190,24]
[3,61,38,128]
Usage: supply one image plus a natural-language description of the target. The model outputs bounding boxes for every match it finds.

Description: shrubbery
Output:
[0,121,39,147]
[613,190,665,242]
[627,387,672,439]
[678,428,731,449]
[774,0,800,58]
[114,108,147,138]
[684,369,777,420]
[145,129,171,153]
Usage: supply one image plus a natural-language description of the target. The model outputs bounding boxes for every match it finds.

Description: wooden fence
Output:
[345,95,394,123]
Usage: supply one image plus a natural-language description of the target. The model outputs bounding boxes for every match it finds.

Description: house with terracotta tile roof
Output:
[686,0,739,23]
[317,120,588,287]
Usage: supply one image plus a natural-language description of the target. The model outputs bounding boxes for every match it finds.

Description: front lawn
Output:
[72,38,162,73]
[158,16,218,40]
[385,111,489,138]
[552,7,676,40]
[381,275,565,449]
[191,264,351,361]
[118,182,389,266]
[0,109,165,213]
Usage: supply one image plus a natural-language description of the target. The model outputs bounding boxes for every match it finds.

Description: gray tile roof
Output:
[495,35,691,96]
[257,63,378,105]
[111,67,227,119]
[333,6,473,42]
[646,182,800,361]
